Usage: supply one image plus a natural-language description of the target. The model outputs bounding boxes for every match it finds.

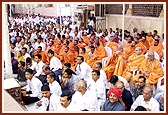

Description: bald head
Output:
[148,51,154,56]
[143,86,153,101]
[147,50,154,61]
[115,81,125,93]
[76,80,87,89]
[135,47,142,55]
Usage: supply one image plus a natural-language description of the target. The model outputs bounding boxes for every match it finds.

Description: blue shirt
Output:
[101,100,125,111]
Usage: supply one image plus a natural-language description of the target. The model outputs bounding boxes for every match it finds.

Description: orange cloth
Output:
[113,56,127,77]
[55,44,63,55]
[123,46,136,60]
[139,39,150,50]
[85,46,91,54]
[99,37,106,46]
[59,51,75,66]
[105,41,119,54]
[82,35,90,45]
[132,58,164,85]
[146,36,154,45]
[53,39,58,46]
[79,53,90,62]
[69,42,75,53]
[135,42,147,54]
[104,54,118,81]
[150,41,164,49]
[87,45,107,68]
[123,41,131,48]
[34,50,47,64]
[45,45,56,56]
[78,42,87,48]
[149,45,163,60]
[122,54,146,82]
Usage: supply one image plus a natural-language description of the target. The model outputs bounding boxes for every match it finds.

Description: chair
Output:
[102,57,110,69]
[156,77,164,93]
[102,47,112,68]
[104,46,112,57]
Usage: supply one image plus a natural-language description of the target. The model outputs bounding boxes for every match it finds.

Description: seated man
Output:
[36,85,60,111]
[122,47,146,82]
[21,68,42,105]
[75,56,92,82]
[154,92,164,111]
[115,81,133,111]
[57,88,80,111]
[87,41,107,68]
[87,70,106,110]
[130,86,160,111]
[46,72,62,96]
[71,80,98,111]
[132,50,164,85]
[61,68,80,94]
[101,88,125,111]
[131,76,146,101]
[17,61,27,87]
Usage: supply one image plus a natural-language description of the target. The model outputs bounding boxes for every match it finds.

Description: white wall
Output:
[105,14,164,37]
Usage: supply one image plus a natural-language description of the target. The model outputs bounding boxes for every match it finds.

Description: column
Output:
[159,4,164,18]
[126,4,133,16]
[2,4,13,79]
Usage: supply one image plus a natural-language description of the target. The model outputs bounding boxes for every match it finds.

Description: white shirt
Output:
[23,53,31,61]
[130,95,160,111]
[56,102,80,111]
[29,60,37,71]
[87,78,106,110]
[49,81,62,96]
[75,62,92,81]
[49,56,62,71]
[71,90,98,111]
[99,69,108,88]
[26,76,43,99]
[37,94,60,111]
[34,61,45,77]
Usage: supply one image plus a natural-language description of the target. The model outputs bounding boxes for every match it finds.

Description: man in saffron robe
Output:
[134,37,147,54]
[122,47,146,82]
[87,41,107,68]
[104,46,126,81]
[105,36,119,55]
[132,51,164,85]
[59,46,75,66]
[149,39,164,61]
[139,36,150,50]
[34,46,48,64]
[79,47,89,62]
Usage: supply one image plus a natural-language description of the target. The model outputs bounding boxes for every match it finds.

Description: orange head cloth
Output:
[107,87,122,98]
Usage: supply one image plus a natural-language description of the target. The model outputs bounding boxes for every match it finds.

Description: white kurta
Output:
[87,78,106,110]
[37,94,60,111]
[56,102,80,111]
[71,90,98,111]
[34,61,45,77]
[49,56,62,71]
[49,80,62,96]
[75,62,92,81]
[26,76,43,99]
[130,95,160,111]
